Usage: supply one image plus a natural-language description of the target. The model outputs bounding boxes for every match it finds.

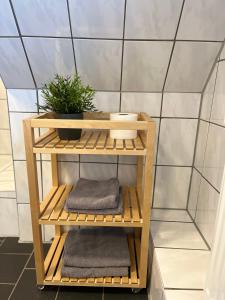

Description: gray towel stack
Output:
[62,228,131,278]
[64,178,123,215]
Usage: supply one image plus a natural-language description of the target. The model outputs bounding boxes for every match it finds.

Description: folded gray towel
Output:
[61,265,128,278]
[63,228,130,268]
[65,193,123,215]
[65,178,119,210]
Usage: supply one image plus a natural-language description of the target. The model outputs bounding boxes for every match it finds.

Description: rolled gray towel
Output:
[65,178,119,210]
[63,228,130,268]
[61,265,128,278]
[65,192,123,215]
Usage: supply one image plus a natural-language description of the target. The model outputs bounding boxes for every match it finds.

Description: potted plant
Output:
[38,74,96,140]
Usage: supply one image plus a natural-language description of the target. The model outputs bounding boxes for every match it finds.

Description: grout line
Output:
[194,167,220,194]
[200,118,225,129]
[0,282,15,285]
[102,287,104,300]
[0,252,31,256]
[164,287,204,291]
[155,246,209,251]
[54,287,59,300]
[66,0,77,74]
[8,249,34,299]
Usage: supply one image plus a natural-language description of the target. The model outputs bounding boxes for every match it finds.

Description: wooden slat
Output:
[59,210,69,221]
[95,277,104,283]
[70,278,78,282]
[86,214,95,221]
[53,258,63,282]
[87,278,95,283]
[62,277,70,282]
[65,140,79,149]
[123,187,131,222]
[96,131,107,149]
[41,185,66,220]
[55,139,69,148]
[45,136,60,148]
[45,234,67,281]
[122,276,129,284]
[105,215,113,222]
[105,136,114,149]
[128,235,138,284]
[105,277,112,283]
[114,214,122,222]
[95,215,104,222]
[130,187,140,222]
[86,131,100,149]
[78,278,87,283]
[68,213,77,221]
[113,277,121,284]
[50,185,73,220]
[44,235,60,272]
[116,139,124,150]
[75,131,92,149]
[40,187,58,214]
[133,135,144,150]
[78,214,86,221]
[125,139,134,150]
[35,131,57,148]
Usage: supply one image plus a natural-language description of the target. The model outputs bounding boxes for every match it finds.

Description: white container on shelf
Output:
[110,113,138,139]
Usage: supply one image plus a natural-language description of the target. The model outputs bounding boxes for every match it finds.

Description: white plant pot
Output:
[110,113,138,140]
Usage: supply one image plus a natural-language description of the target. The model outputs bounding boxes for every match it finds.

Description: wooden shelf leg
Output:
[23,120,45,284]
[51,154,61,236]
[139,122,155,287]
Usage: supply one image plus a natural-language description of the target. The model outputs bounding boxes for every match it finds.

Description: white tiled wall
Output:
[188,44,225,247]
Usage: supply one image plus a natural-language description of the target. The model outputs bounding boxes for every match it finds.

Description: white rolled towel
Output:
[110,113,138,139]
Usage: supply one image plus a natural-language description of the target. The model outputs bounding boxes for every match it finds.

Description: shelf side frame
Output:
[23,119,45,284]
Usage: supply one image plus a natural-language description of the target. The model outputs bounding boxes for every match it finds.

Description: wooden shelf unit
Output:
[23,112,155,289]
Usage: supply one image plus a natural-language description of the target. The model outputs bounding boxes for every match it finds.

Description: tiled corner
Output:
[0,198,18,236]
[195,177,220,247]
[12,0,70,36]
[69,0,125,38]
[121,92,161,117]
[165,42,221,92]
[188,169,201,219]
[162,93,200,118]
[125,0,182,39]
[151,209,192,222]
[157,119,198,165]
[23,37,75,88]
[75,39,122,90]
[149,253,164,300]
[122,41,173,92]
[0,38,35,89]
[155,248,210,289]
[7,89,38,112]
[154,167,191,209]
[80,163,117,180]
[151,221,207,249]
[194,121,210,172]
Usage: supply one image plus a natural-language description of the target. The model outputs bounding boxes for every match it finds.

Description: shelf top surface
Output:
[33,129,147,156]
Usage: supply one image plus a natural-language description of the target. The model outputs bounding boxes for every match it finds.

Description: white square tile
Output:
[44,225,55,242]
[122,41,173,92]
[188,169,201,219]
[118,156,137,165]
[0,198,18,236]
[14,160,42,203]
[155,248,210,289]
[80,163,117,180]
[18,204,33,242]
[201,64,218,121]
[162,93,200,118]
[80,155,117,164]
[7,89,37,112]
[164,290,206,300]
[0,101,9,129]
[125,0,183,39]
[9,112,36,160]
[154,167,191,209]
[151,221,207,249]
[0,38,35,88]
[75,39,122,90]
[93,92,120,112]
[151,209,192,222]
[210,61,225,126]
[0,0,18,36]
[158,119,198,165]
[165,42,221,92]
[194,121,210,172]
[23,38,75,88]
[195,177,220,247]
[41,161,52,197]
[12,0,70,36]
[69,0,124,38]
[202,124,225,191]
[149,254,164,300]
[0,130,12,155]
[118,164,136,186]
[58,161,79,185]
[177,0,225,41]
[121,93,161,117]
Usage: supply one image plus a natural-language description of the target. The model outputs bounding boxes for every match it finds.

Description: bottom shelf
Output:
[42,232,141,288]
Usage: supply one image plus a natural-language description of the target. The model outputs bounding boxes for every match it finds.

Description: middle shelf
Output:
[39,185,143,227]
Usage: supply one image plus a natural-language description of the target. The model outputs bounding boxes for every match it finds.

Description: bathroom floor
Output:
[0,237,147,300]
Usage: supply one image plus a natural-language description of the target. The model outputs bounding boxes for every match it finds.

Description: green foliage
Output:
[38,74,96,114]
